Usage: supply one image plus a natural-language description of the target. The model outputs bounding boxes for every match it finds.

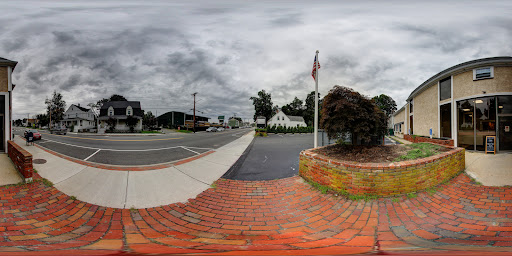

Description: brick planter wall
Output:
[299,145,465,196]
[7,141,34,182]
[403,134,454,146]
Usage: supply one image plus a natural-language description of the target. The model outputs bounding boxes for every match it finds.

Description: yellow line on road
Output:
[45,134,183,142]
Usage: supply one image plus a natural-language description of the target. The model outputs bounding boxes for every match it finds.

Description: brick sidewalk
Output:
[1,174,511,255]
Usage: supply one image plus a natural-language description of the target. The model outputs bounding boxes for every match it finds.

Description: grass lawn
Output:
[394,143,444,161]
[141,130,162,134]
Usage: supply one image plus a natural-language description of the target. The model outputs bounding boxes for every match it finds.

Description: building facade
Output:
[98,101,143,132]
[393,57,512,152]
[0,57,17,153]
[267,110,307,128]
[60,104,96,132]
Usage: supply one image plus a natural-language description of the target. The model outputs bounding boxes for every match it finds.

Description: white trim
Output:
[404,103,408,135]
[7,66,12,91]
[473,66,494,80]
[0,92,8,153]
[454,92,512,102]
[437,81,440,137]
[451,75,456,145]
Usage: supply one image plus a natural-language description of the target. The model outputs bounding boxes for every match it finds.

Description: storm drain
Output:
[33,159,47,164]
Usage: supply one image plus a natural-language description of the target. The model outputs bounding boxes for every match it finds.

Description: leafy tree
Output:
[304,91,322,127]
[36,114,49,127]
[372,94,397,123]
[106,117,117,132]
[45,91,66,128]
[126,115,139,132]
[110,94,128,101]
[97,94,128,106]
[321,86,387,145]
[250,90,273,124]
[143,111,158,130]
[281,97,304,116]
[14,119,23,126]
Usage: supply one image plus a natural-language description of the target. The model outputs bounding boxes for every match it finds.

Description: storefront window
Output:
[474,97,496,151]
[498,96,512,151]
[457,99,474,150]
[440,103,451,138]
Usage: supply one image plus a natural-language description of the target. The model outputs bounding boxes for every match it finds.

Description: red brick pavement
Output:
[1,173,511,255]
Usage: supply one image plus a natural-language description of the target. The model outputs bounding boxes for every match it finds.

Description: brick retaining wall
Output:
[404,134,454,146]
[299,145,465,196]
[7,141,34,182]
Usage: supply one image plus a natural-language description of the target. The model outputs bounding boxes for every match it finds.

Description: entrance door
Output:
[499,116,512,151]
[0,115,4,152]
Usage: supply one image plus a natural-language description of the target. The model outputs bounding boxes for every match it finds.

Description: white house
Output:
[267,110,307,128]
[60,104,96,132]
[97,101,143,132]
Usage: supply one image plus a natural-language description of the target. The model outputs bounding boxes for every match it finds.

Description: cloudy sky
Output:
[2,0,511,121]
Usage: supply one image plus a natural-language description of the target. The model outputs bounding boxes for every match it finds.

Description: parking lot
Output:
[14,128,250,166]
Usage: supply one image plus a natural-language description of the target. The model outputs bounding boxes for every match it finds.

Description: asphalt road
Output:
[14,128,250,166]
[223,133,315,181]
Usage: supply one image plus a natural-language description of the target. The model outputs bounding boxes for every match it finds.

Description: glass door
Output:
[498,96,512,151]
[457,99,475,150]
[474,97,496,151]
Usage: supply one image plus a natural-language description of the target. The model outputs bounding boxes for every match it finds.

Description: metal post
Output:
[314,50,319,148]
[192,92,197,133]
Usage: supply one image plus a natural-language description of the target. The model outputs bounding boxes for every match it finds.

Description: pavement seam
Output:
[53,165,89,186]
[123,171,130,209]
[172,166,211,186]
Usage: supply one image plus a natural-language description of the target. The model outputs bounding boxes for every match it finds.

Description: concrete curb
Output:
[14,131,255,209]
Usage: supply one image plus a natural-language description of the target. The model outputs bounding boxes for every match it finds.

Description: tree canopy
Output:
[372,94,397,121]
[320,86,387,145]
[97,94,128,105]
[281,97,303,117]
[45,91,66,127]
[143,111,158,130]
[250,90,273,123]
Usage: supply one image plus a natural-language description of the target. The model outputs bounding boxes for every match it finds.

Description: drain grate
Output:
[33,159,47,164]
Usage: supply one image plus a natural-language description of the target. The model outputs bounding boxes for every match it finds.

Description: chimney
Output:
[78,103,80,107]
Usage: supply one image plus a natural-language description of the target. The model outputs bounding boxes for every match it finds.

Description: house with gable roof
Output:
[60,104,96,132]
[98,101,143,132]
[267,109,307,128]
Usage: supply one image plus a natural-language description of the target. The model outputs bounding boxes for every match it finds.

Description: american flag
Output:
[311,56,320,80]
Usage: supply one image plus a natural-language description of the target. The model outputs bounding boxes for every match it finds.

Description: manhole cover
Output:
[33,159,47,164]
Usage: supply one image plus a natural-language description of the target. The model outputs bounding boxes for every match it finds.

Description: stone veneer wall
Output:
[403,134,454,147]
[7,141,33,182]
[299,145,464,196]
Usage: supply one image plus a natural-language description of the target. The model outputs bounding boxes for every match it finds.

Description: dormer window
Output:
[126,106,133,116]
[108,106,114,116]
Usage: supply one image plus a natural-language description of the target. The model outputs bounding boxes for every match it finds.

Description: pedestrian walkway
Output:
[0,154,22,186]
[0,173,511,255]
[465,151,512,186]
[11,131,254,209]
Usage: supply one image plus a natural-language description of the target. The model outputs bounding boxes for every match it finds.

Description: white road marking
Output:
[180,146,201,155]
[38,137,206,152]
[263,155,268,163]
[84,149,101,161]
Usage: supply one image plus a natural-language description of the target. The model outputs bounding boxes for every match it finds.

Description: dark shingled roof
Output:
[100,101,141,109]
[288,115,305,122]
[72,104,90,112]
[0,57,18,69]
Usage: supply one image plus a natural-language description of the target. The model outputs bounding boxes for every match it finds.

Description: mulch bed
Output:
[312,144,410,163]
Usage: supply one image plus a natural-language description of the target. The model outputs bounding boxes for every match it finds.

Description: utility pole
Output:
[192,92,197,133]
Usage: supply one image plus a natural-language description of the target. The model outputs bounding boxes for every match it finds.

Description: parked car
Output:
[50,126,67,135]
[217,127,225,132]
[206,127,217,132]
[25,129,42,140]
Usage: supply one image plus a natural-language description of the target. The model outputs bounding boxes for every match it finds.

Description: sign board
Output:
[506,126,510,132]
[485,136,496,154]
[429,128,432,138]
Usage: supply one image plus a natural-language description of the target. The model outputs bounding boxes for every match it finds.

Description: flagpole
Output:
[314,50,319,148]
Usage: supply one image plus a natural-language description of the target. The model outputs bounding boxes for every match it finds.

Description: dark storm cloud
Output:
[2,0,511,121]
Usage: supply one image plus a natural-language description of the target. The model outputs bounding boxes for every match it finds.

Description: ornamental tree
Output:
[320,85,387,145]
